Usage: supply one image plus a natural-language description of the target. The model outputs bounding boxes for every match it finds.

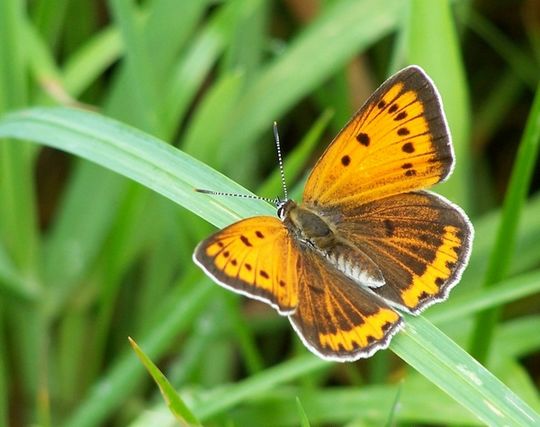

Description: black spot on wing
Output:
[240,235,252,247]
[356,133,370,146]
[394,111,408,121]
[402,142,415,153]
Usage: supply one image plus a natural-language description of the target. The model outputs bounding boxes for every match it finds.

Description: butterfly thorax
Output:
[279,200,336,250]
[280,199,385,288]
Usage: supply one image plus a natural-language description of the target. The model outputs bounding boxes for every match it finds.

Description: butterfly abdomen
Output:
[322,242,385,288]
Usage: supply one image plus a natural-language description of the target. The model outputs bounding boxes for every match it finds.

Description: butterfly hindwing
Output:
[193,216,299,314]
[303,66,453,208]
[314,191,473,313]
[289,250,403,361]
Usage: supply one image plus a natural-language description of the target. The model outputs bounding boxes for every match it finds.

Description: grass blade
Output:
[405,0,471,208]
[0,107,273,228]
[220,0,403,168]
[129,338,201,426]
[393,315,540,426]
[469,83,540,362]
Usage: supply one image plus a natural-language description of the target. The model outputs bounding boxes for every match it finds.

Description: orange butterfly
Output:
[193,66,473,361]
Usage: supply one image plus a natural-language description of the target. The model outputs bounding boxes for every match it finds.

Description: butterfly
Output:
[193,65,473,362]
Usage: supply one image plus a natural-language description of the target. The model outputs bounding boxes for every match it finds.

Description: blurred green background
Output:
[0,0,539,426]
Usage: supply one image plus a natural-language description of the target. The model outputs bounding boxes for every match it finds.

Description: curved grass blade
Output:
[393,315,540,426]
[0,107,274,229]
[128,337,201,427]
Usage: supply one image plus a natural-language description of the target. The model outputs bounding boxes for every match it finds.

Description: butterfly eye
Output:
[276,198,289,219]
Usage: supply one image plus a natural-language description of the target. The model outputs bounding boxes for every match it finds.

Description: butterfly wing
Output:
[303,65,453,207]
[315,191,473,314]
[289,251,403,361]
[193,216,299,314]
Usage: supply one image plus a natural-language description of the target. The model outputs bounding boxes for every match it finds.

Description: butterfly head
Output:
[276,198,295,220]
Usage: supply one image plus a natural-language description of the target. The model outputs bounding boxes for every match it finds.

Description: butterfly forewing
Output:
[303,66,453,208]
[193,216,299,314]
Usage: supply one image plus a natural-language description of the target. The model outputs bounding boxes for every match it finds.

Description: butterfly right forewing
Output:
[303,66,453,208]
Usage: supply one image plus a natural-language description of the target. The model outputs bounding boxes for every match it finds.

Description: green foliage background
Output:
[0,0,539,426]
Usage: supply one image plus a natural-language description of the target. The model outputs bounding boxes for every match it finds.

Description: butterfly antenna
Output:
[273,121,289,201]
[195,188,276,204]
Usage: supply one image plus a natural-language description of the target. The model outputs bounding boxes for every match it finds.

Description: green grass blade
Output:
[429,269,540,324]
[220,0,403,167]
[257,109,334,198]
[0,0,38,274]
[62,26,122,97]
[384,383,402,427]
[182,70,246,165]
[129,337,201,427]
[465,8,538,90]
[295,397,311,427]
[0,107,273,228]
[31,0,69,48]
[0,302,7,427]
[194,355,328,421]
[229,383,480,426]
[109,0,159,134]
[0,242,37,301]
[163,0,255,138]
[41,163,127,317]
[144,0,207,84]
[0,2,42,416]
[470,83,540,362]
[405,0,471,208]
[61,283,213,427]
[496,316,540,361]
[463,193,540,283]
[392,315,540,426]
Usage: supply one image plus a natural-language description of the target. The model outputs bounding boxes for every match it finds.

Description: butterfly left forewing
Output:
[303,66,453,208]
[289,251,403,361]
[193,216,299,314]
